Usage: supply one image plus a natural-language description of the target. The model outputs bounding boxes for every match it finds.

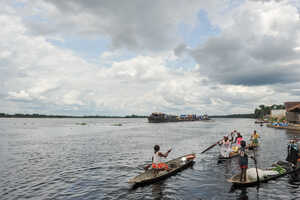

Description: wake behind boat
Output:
[129,154,195,186]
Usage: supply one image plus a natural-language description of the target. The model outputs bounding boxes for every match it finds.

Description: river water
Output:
[0,118,300,200]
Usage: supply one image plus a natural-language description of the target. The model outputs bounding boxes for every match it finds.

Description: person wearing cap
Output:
[152,145,172,170]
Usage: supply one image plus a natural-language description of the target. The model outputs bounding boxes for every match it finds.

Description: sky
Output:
[1,0,300,116]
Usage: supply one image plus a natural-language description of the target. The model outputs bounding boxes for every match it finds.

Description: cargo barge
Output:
[148,112,210,123]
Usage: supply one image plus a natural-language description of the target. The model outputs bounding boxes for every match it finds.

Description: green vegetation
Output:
[254,104,285,119]
[112,123,122,126]
[76,122,87,125]
[209,114,254,118]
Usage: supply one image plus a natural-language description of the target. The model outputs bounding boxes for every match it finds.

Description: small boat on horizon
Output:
[148,112,210,123]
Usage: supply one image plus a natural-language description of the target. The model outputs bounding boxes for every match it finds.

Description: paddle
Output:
[252,149,260,184]
[201,141,221,154]
[201,132,235,154]
[144,163,152,171]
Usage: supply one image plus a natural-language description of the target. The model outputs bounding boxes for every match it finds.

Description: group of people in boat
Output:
[218,130,260,159]
[148,129,300,183]
[218,130,261,181]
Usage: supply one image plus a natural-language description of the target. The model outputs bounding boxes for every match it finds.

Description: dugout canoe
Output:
[129,153,195,186]
[247,143,259,150]
[218,151,239,161]
[228,161,299,187]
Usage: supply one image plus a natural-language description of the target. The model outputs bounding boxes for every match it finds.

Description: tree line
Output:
[254,104,285,119]
[0,113,147,118]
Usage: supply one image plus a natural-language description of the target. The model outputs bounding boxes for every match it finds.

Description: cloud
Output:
[1,0,300,116]
[190,0,300,86]
[1,11,274,115]
[17,0,224,52]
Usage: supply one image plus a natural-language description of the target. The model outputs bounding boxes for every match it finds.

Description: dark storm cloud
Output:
[191,35,300,86]
[249,0,283,2]
[24,0,208,52]
[189,1,300,86]
[174,44,188,57]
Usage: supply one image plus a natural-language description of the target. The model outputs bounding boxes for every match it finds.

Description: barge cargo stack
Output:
[148,112,210,123]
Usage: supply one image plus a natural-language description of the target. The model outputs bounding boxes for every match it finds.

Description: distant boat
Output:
[254,120,269,124]
[148,113,178,123]
[147,112,210,123]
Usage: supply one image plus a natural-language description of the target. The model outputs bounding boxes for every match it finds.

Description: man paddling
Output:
[151,145,172,170]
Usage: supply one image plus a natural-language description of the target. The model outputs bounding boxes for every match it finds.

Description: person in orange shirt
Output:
[152,145,172,170]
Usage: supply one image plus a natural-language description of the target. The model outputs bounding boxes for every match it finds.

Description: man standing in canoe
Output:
[239,140,248,182]
[152,145,172,170]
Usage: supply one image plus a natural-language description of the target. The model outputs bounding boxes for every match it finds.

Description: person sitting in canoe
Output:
[234,132,243,147]
[219,136,231,158]
[239,140,248,182]
[250,130,260,147]
[230,130,237,142]
[152,145,172,170]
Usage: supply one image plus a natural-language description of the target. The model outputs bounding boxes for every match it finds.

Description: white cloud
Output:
[0,0,300,116]
[8,90,31,101]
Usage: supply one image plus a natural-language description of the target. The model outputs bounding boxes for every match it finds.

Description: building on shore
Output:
[270,109,286,119]
[285,102,300,124]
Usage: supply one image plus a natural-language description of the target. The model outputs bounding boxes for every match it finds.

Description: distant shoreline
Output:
[0,113,147,118]
[209,114,254,118]
[0,113,254,119]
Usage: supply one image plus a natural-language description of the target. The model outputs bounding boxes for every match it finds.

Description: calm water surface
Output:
[1,118,300,200]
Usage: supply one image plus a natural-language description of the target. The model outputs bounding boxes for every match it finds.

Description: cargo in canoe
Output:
[247,143,259,150]
[218,150,239,161]
[219,143,257,160]
[129,153,195,186]
[228,161,299,187]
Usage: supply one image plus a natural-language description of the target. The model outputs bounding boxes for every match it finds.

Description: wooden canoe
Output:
[228,161,299,187]
[218,151,239,161]
[129,153,195,186]
[219,143,259,160]
[247,143,259,150]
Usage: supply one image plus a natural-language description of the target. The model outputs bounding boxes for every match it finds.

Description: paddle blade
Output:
[201,143,217,154]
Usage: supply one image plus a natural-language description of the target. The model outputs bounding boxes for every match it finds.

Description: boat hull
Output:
[228,161,298,187]
[129,154,195,187]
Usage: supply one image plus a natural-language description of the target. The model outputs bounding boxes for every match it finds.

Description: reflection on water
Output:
[152,182,165,200]
[1,118,300,199]
[237,188,249,200]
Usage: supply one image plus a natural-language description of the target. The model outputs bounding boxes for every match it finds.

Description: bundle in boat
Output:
[129,153,195,186]
[228,161,297,187]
